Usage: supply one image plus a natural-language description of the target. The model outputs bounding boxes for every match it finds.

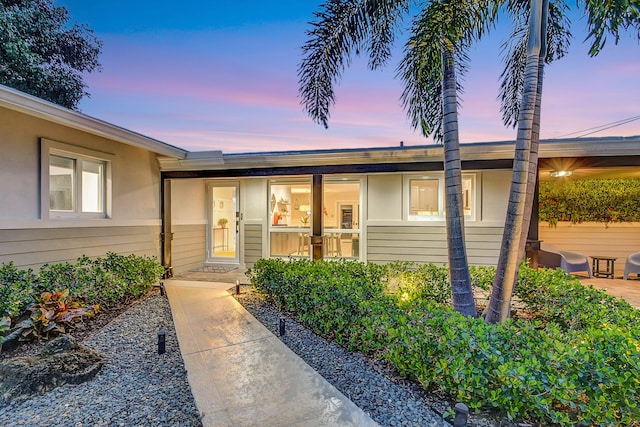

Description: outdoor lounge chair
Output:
[538,243,592,278]
[624,252,640,280]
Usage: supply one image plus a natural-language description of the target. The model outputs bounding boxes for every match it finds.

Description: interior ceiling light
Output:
[550,170,572,177]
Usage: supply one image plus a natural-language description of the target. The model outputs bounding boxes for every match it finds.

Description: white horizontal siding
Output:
[244,224,263,268]
[367,225,503,266]
[171,224,206,274]
[0,226,160,271]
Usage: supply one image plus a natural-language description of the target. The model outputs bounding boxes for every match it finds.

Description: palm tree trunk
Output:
[519,0,549,263]
[442,45,477,318]
[485,0,544,324]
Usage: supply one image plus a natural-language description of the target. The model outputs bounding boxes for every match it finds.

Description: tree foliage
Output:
[0,0,102,109]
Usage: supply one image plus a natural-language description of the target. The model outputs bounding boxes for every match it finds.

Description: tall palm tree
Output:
[298,0,496,317]
[486,0,640,322]
[485,0,546,323]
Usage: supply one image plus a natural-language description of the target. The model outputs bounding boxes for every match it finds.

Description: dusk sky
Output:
[57,1,640,153]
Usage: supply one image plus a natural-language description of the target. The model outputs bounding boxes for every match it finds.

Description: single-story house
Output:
[2,84,639,276]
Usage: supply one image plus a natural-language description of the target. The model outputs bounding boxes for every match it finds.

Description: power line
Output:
[554,115,640,139]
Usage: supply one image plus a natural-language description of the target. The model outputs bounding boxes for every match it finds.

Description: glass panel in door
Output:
[323,180,361,259]
[209,183,239,262]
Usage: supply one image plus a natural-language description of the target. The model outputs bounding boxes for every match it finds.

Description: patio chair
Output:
[538,243,592,278]
[624,252,640,280]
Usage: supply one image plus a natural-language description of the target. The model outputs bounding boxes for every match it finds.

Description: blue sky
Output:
[57,1,640,153]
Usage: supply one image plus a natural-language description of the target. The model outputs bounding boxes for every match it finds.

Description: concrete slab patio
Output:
[579,276,640,309]
[164,279,379,427]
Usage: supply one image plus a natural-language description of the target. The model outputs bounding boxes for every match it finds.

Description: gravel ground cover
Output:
[233,287,457,427]
[233,286,536,427]
[0,294,202,427]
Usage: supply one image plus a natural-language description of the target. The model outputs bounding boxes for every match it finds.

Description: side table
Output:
[590,256,617,279]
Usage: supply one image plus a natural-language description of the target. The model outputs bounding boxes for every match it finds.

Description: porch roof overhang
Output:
[158,135,640,178]
[0,84,188,159]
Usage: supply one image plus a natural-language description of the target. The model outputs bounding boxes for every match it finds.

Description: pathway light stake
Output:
[160,281,166,296]
[235,280,241,295]
[453,402,469,426]
[158,327,166,354]
[279,318,285,336]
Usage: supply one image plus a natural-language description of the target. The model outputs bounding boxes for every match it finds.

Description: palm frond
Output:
[298,0,409,128]
[366,1,409,69]
[398,0,499,142]
[581,0,640,56]
[499,0,571,128]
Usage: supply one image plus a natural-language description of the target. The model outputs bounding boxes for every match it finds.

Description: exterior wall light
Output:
[550,170,572,177]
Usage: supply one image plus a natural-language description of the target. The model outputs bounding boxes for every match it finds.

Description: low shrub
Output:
[249,258,387,347]
[515,265,640,334]
[0,253,164,345]
[248,258,640,426]
[0,262,36,318]
[36,253,165,309]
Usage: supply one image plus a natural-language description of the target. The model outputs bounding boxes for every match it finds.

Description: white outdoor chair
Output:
[538,243,592,278]
[624,252,640,280]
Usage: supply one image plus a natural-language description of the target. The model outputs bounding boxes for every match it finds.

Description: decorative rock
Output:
[0,336,103,403]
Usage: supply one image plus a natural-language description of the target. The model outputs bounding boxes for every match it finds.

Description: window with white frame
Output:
[407,174,475,221]
[42,139,112,219]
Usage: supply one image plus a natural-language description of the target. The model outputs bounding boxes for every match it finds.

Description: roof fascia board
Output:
[158,136,640,172]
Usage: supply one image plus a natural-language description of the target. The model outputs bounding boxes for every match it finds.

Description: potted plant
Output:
[217,218,228,228]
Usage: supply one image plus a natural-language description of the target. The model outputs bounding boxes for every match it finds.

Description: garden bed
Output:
[245,258,640,426]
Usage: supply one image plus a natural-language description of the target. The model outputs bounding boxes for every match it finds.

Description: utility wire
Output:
[554,114,640,138]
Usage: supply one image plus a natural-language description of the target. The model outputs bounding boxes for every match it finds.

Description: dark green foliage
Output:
[515,265,640,334]
[248,258,388,348]
[539,178,640,225]
[248,258,640,426]
[36,253,165,309]
[0,253,164,344]
[0,262,36,318]
[0,0,102,109]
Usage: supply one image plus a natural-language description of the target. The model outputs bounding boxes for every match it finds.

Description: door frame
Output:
[206,180,240,264]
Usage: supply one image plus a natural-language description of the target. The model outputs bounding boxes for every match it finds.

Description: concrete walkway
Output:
[165,279,379,427]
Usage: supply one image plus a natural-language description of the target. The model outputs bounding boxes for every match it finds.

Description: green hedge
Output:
[539,178,640,225]
[248,259,640,426]
[0,253,165,319]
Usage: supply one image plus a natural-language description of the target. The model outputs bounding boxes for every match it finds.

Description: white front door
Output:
[207,182,239,263]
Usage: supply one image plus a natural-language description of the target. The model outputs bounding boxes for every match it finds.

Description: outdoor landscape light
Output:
[158,327,166,354]
[550,170,572,177]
